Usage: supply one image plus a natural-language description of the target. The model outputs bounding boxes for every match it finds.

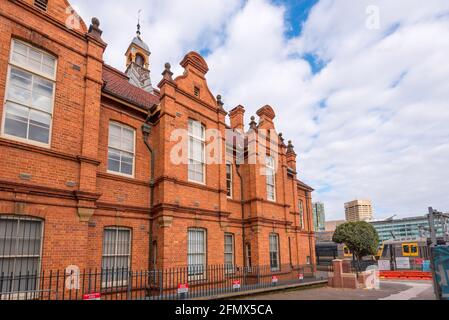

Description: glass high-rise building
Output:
[312,202,326,232]
[370,214,448,243]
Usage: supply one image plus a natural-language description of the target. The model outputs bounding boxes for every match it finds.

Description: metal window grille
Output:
[0,216,43,297]
[101,227,131,287]
[187,228,206,279]
[224,233,234,274]
[246,243,252,268]
[269,233,280,271]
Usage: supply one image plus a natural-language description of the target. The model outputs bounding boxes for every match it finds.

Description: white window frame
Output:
[226,161,233,199]
[101,227,132,288]
[187,228,207,280]
[265,155,276,202]
[0,216,44,300]
[224,233,235,274]
[1,39,57,148]
[107,122,136,178]
[188,119,206,185]
[269,233,280,272]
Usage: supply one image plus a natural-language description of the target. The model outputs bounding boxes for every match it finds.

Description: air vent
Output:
[194,86,200,97]
[34,0,48,11]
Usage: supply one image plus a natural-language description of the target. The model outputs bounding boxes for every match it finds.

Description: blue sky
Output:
[273,0,319,37]
[70,0,449,221]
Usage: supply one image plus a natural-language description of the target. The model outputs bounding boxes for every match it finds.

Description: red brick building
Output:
[0,0,315,289]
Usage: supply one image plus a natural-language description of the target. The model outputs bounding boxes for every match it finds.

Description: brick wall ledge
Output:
[243,197,291,209]
[0,138,79,162]
[0,179,77,199]
[0,138,100,166]
[97,172,151,187]
[96,201,152,214]
[152,203,231,218]
[192,280,328,300]
[154,176,226,194]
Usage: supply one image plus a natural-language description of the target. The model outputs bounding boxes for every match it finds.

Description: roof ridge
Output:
[103,64,129,79]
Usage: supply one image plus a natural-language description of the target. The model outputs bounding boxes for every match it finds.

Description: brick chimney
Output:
[229,105,245,131]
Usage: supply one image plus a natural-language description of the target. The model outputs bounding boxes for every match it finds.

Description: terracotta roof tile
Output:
[102,64,159,109]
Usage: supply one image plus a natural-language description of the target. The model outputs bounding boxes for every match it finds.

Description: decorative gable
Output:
[25,0,88,33]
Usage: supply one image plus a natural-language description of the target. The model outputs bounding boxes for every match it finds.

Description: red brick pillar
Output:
[332,259,343,288]
[77,19,107,223]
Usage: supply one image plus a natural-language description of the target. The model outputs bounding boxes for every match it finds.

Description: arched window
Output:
[135,54,145,67]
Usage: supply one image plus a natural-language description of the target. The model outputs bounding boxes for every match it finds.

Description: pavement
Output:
[236,280,436,300]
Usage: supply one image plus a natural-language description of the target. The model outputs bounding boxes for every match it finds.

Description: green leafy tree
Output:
[333,221,379,270]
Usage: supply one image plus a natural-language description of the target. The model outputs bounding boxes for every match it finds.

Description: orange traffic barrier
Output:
[379,271,432,280]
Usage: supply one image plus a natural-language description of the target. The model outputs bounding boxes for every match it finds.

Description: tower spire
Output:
[137,9,142,37]
[125,10,153,93]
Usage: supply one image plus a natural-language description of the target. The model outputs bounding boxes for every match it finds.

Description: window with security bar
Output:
[269,233,280,272]
[101,227,131,287]
[224,233,235,274]
[188,228,206,279]
[0,216,43,296]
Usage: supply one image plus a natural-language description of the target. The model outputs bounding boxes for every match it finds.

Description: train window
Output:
[410,244,419,257]
[402,244,410,256]
[402,243,419,257]
[381,245,391,259]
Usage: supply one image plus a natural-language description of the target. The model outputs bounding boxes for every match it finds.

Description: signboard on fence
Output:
[423,260,431,272]
[396,257,411,269]
[433,246,449,300]
[298,273,304,281]
[378,260,391,271]
[414,258,424,266]
[177,283,189,294]
[232,280,241,290]
[272,276,279,284]
[83,293,101,301]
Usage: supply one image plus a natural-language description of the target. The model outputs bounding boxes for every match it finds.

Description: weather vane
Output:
[137,9,142,36]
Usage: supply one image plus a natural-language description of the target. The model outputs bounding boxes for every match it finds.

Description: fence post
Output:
[127,270,132,300]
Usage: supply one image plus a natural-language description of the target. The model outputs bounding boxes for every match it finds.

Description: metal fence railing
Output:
[0,264,331,301]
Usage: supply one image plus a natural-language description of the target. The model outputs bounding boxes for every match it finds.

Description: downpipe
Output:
[142,122,155,271]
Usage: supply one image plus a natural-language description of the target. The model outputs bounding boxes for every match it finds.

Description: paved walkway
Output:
[379,281,434,300]
[236,280,435,300]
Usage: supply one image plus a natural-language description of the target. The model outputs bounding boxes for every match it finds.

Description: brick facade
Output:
[0,0,315,274]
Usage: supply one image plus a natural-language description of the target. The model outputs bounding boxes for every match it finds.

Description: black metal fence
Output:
[0,264,330,300]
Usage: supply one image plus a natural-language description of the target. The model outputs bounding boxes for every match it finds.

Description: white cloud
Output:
[70,0,449,220]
